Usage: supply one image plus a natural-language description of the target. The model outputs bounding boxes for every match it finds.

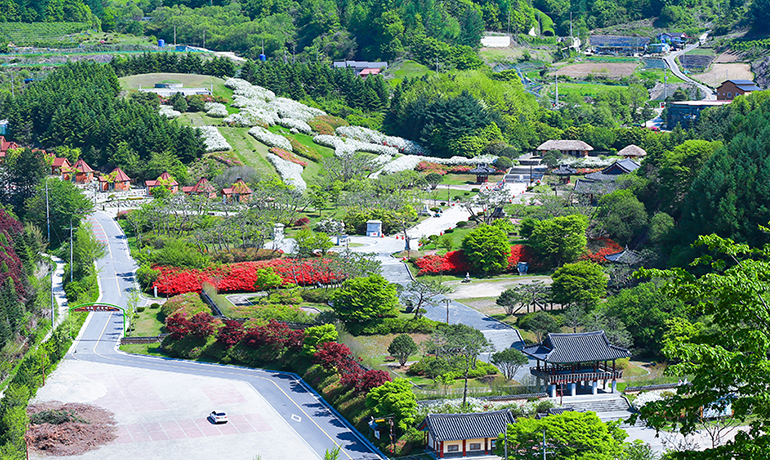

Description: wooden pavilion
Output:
[551,164,577,184]
[469,164,497,184]
[522,331,630,397]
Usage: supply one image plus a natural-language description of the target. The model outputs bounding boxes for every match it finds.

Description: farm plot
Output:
[678,53,715,71]
[554,62,638,78]
[691,63,754,88]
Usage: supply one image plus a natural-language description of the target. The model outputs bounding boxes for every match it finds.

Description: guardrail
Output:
[120,335,167,345]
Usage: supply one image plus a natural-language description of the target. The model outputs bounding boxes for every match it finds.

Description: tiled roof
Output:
[535,407,582,419]
[552,164,577,175]
[52,157,70,168]
[537,140,593,151]
[157,171,178,185]
[522,331,630,363]
[112,167,131,182]
[72,158,94,173]
[421,410,515,442]
[223,178,251,195]
[190,177,215,193]
[583,159,639,182]
[469,164,497,174]
[605,248,643,265]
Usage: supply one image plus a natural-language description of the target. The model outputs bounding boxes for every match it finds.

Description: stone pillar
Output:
[570,382,576,397]
[366,220,383,237]
[592,381,598,395]
[548,385,556,398]
[611,380,617,393]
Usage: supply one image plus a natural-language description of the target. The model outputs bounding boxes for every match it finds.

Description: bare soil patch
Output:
[26,402,116,456]
[714,51,741,63]
[691,63,754,87]
[554,63,638,78]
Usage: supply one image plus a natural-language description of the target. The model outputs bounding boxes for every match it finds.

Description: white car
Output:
[209,411,228,424]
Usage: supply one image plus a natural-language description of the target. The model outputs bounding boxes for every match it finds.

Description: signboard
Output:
[73,305,121,312]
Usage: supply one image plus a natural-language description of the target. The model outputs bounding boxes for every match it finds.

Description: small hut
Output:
[617,144,647,159]
[469,164,497,184]
[71,159,95,184]
[145,171,179,194]
[182,177,217,199]
[551,164,577,184]
[222,178,252,203]
[98,167,132,192]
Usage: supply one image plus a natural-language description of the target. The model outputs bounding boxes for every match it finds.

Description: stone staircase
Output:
[505,155,547,183]
[566,397,631,413]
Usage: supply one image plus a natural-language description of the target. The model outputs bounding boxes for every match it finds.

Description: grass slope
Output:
[119,73,231,99]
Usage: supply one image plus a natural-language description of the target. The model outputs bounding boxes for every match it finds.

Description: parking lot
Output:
[31,358,320,460]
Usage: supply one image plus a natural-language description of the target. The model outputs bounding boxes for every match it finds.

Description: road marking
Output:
[94,312,113,353]
[291,414,301,422]
[115,270,121,297]
[89,217,113,260]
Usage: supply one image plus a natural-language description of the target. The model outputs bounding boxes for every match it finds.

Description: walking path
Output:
[663,42,716,100]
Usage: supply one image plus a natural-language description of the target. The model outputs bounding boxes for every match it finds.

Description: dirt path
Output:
[446,275,552,300]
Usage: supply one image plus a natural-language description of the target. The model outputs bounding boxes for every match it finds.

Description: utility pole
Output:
[45,179,54,323]
[554,74,558,108]
[173,25,177,46]
[504,428,508,460]
[69,218,74,283]
[663,67,667,100]
[445,298,451,324]
[436,57,439,73]
[10,73,13,98]
[543,429,547,460]
[202,29,206,48]
[569,12,573,39]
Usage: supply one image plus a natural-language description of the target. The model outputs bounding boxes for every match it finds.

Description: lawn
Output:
[636,69,686,84]
[684,48,716,56]
[383,60,433,85]
[118,73,232,100]
[440,173,504,186]
[217,126,276,174]
[550,82,629,98]
[129,305,166,336]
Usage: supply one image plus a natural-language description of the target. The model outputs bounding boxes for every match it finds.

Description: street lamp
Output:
[444,298,451,324]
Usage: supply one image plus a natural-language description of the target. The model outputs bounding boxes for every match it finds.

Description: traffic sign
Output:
[72,305,121,312]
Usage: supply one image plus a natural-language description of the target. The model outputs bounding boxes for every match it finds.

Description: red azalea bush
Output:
[581,238,624,264]
[216,319,245,349]
[289,138,322,162]
[448,165,473,173]
[153,259,344,295]
[416,161,448,175]
[270,147,308,167]
[575,168,602,175]
[314,342,390,394]
[293,217,311,227]
[508,244,538,270]
[414,250,471,275]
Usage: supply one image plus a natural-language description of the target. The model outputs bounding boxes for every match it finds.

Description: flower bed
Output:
[580,238,623,264]
[336,126,429,155]
[267,153,307,191]
[197,126,231,152]
[289,138,322,162]
[277,118,312,134]
[225,78,275,101]
[271,97,326,122]
[204,102,228,118]
[248,126,293,151]
[508,244,537,270]
[152,259,344,295]
[269,147,307,167]
[158,105,181,118]
[414,250,471,275]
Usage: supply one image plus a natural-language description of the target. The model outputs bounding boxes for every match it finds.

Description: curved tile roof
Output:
[421,409,515,442]
[522,331,630,363]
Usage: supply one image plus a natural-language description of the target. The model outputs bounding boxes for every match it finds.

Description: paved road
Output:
[72,212,385,460]
[663,43,716,100]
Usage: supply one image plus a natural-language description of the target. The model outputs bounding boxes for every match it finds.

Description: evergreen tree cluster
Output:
[5,62,204,179]
[110,53,237,79]
[241,61,390,113]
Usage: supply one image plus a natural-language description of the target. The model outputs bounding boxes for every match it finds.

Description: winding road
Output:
[60,211,385,460]
[663,41,716,101]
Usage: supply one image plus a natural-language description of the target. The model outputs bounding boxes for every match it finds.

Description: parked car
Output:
[209,411,228,424]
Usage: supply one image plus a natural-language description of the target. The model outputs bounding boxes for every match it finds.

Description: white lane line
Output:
[89,217,113,260]
[115,270,122,297]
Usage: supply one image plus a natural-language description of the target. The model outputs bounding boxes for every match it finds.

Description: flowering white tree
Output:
[197,126,231,152]
[267,153,306,191]
[249,126,293,151]
[204,102,228,117]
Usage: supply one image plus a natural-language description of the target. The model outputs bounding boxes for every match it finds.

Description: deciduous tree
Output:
[491,348,528,380]
[330,274,398,323]
[388,334,418,367]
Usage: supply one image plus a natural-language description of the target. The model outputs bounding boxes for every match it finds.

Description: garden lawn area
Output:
[217,126,276,174]
[130,305,166,336]
[635,69,686,84]
[176,111,221,127]
[118,73,232,100]
[440,173,504,186]
[340,331,431,369]
[685,48,716,56]
[383,60,433,85]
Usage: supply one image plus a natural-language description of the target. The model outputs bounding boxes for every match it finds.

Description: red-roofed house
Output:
[145,171,179,194]
[182,177,217,199]
[98,167,132,192]
[0,136,20,160]
[51,157,71,177]
[71,158,95,183]
[222,178,252,203]
[359,68,381,77]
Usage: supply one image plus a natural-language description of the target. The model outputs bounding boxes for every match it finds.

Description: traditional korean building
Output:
[469,164,497,184]
[71,158,95,184]
[98,167,131,192]
[145,171,179,194]
[617,144,647,160]
[0,136,20,161]
[551,164,577,184]
[523,331,631,398]
[182,177,217,199]
[418,409,515,458]
[536,140,593,157]
[573,159,640,202]
[222,178,252,203]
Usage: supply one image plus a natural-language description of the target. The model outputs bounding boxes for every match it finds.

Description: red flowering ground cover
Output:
[269,147,308,167]
[416,161,448,175]
[581,238,624,264]
[153,259,344,295]
[414,250,471,275]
